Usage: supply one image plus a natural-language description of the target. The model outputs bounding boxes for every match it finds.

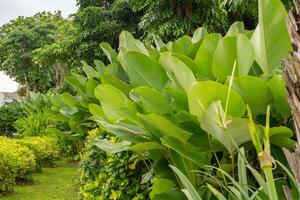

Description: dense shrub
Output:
[79,129,151,200]
[0,137,35,193]
[0,101,25,137]
[17,136,59,171]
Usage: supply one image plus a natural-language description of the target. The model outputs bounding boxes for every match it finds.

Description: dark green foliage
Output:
[71,0,141,64]
[76,0,114,10]
[79,129,151,199]
[129,0,293,42]
[0,101,25,137]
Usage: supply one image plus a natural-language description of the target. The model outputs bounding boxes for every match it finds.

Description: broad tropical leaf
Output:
[251,0,292,75]
[121,51,169,92]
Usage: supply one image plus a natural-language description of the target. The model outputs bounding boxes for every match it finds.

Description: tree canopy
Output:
[0,12,68,94]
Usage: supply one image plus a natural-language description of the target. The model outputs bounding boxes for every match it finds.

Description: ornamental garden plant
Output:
[47,0,300,199]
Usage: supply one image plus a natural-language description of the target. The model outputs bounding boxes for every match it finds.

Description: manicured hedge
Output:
[17,136,59,171]
[0,137,35,193]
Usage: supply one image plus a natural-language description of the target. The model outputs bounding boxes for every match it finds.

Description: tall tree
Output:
[33,20,75,87]
[0,12,66,95]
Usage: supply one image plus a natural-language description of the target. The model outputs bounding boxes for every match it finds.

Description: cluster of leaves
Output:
[71,0,141,64]
[0,101,25,137]
[79,128,151,199]
[48,0,299,198]
[0,137,36,193]
[16,136,59,171]
[129,0,293,42]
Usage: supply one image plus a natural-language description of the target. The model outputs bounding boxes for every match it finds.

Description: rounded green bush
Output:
[17,136,59,171]
[0,136,35,193]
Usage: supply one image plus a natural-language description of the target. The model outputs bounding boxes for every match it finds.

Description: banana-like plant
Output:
[48,0,296,198]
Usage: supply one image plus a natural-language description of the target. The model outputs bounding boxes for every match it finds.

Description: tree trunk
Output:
[282,0,300,198]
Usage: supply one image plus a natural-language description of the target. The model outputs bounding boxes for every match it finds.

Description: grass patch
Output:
[0,159,79,200]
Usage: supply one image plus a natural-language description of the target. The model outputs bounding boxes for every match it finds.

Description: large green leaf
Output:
[226,22,247,36]
[129,142,165,151]
[188,81,246,120]
[250,0,292,75]
[121,51,169,92]
[159,53,196,93]
[64,76,85,94]
[94,139,131,153]
[230,76,273,116]
[92,117,149,142]
[94,84,136,122]
[100,42,118,63]
[213,34,254,81]
[173,53,207,80]
[119,31,149,55]
[161,137,210,166]
[173,36,192,55]
[101,72,132,96]
[192,27,208,43]
[201,101,250,153]
[194,33,222,79]
[81,61,101,80]
[138,113,192,144]
[267,75,291,120]
[129,86,172,115]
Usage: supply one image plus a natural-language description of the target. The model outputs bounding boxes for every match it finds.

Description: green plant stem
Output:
[208,135,227,186]
[263,166,278,200]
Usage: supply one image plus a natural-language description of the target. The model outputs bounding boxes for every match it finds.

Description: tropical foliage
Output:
[45,0,299,199]
[0,0,299,199]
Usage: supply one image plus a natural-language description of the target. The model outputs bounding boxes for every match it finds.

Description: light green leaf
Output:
[195,33,221,79]
[150,178,175,199]
[188,81,246,120]
[267,75,291,120]
[173,36,192,55]
[129,86,172,115]
[60,93,79,109]
[192,27,208,43]
[207,184,227,200]
[94,84,136,122]
[250,0,292,75]
[121,51,168,92]
[119,31,149,55]
[100,42,118,63]
[101,72,132,96]
[213,34,254,81]
[159,53,196,93]
[138,113,192,144]
[173,53,208,80]
[226,21,246,36]
[94,59,105,74]
[81,61,101,79]
[230,76,273,116]
[94,139,131,153]
[129,142,165,152]
[201,101,250,153]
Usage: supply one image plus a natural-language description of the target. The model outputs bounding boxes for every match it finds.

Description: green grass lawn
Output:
[1,159,79,200]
